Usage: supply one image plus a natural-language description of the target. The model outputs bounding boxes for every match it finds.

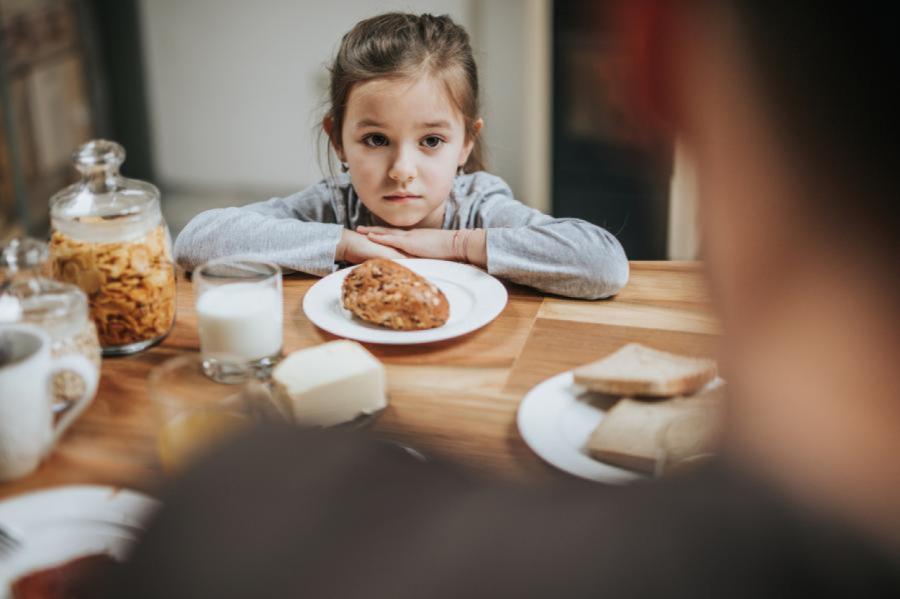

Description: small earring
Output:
[456,165,464,176]
[341,162,349,173]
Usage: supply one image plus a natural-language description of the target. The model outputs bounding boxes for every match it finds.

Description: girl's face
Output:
[335,76,478,228]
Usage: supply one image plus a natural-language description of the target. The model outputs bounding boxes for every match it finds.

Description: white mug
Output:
[0,324,99,481]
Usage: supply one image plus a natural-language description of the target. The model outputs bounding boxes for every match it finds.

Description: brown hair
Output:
[324,12,485,173]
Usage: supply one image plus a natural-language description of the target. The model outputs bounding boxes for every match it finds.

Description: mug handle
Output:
[48,354,99,446]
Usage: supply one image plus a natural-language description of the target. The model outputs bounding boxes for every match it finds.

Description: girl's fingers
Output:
[357,240,406,261]
[369,233,416,254]
[367,232,400,247]
[370,240,410,259]
[380,246,407,259]
[357,226,401,235]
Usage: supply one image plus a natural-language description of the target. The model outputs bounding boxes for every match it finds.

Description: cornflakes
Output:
[50,226,176,348]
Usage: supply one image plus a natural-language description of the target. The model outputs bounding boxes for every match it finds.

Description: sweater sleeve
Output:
[173,180,344,276]
[466,174,629,299]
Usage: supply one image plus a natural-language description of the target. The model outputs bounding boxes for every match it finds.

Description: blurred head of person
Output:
[616,1,900,545]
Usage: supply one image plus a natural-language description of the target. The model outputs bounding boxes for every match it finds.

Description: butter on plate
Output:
[272,340,387,427]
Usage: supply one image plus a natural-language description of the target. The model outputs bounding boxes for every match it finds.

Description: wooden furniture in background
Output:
[552,0,672,259]
[0,0,94,234]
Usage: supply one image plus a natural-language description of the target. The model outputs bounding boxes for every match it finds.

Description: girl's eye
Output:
[421,136,444,149]
[363,134,389,148]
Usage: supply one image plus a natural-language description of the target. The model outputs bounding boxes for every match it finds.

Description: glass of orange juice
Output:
[148,354,284,473]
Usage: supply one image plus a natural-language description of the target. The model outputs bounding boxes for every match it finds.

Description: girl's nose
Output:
[388,149,417,183]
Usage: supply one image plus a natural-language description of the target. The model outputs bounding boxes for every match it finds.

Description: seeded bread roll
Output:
[341,259,449,330]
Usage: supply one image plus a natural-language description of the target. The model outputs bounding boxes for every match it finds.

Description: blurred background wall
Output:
[1,0,695,260]
[138,0,552,234]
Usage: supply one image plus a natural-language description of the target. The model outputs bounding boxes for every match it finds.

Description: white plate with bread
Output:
[517,344,724,483]
[303,259,508,345]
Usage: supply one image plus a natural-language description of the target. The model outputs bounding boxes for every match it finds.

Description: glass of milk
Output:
[194,259,283,383]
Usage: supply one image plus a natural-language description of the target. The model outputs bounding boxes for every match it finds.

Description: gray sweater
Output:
[173,172,628,299]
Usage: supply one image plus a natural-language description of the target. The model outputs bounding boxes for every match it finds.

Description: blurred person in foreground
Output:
[106,2,900,597]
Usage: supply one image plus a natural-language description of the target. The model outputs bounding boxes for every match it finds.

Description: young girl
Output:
[174,12,628,299]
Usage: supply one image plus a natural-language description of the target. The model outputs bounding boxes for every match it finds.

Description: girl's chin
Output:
[378,213,425,228]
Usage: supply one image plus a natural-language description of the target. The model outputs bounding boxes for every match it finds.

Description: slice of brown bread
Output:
[585,387,723,473]
[573,343,716,397]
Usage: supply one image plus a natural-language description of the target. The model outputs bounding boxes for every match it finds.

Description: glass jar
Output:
[49,139,176,355]
[1,237,102,404]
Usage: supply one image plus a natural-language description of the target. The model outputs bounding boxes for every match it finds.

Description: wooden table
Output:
[0,261,719,500]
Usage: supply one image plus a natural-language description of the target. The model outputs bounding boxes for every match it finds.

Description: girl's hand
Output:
[358,226,487,267]
[337,229,409,264]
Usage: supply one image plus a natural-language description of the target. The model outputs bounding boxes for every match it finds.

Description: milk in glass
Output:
[193,259,282,383]
[196,283,282,362]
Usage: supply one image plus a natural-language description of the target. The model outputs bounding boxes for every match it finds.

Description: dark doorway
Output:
[552,0,671,259]
[0,0,153,235]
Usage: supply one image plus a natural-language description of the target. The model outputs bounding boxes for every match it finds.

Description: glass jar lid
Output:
[2,237,51,321]
[0,237,49,272]
[49,140,161,242]
[7,278,90,339]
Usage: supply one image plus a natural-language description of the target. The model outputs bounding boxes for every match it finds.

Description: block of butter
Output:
[272,340,387,427]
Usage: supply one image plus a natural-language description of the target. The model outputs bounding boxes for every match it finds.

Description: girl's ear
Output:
[323,116,346,161]
[460,118,484,166]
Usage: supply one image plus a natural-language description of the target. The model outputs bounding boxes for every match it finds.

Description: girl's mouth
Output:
[383,194,422,202]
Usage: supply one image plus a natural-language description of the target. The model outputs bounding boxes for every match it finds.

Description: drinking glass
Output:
[148,354,284,473]
[193,259,282,383]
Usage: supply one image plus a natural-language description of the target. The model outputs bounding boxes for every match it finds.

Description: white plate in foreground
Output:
[302,259,508,345]
[518,372,724,484]
[0,485,159,595]
[517,372,642,484]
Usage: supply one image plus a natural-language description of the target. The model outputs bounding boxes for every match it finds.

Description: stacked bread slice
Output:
[573,343,722,474]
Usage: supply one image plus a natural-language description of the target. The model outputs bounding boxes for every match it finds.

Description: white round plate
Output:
[0,485,159,595]
[517,372,724,484]
[517,372,642,484]
[302,259,508,345]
